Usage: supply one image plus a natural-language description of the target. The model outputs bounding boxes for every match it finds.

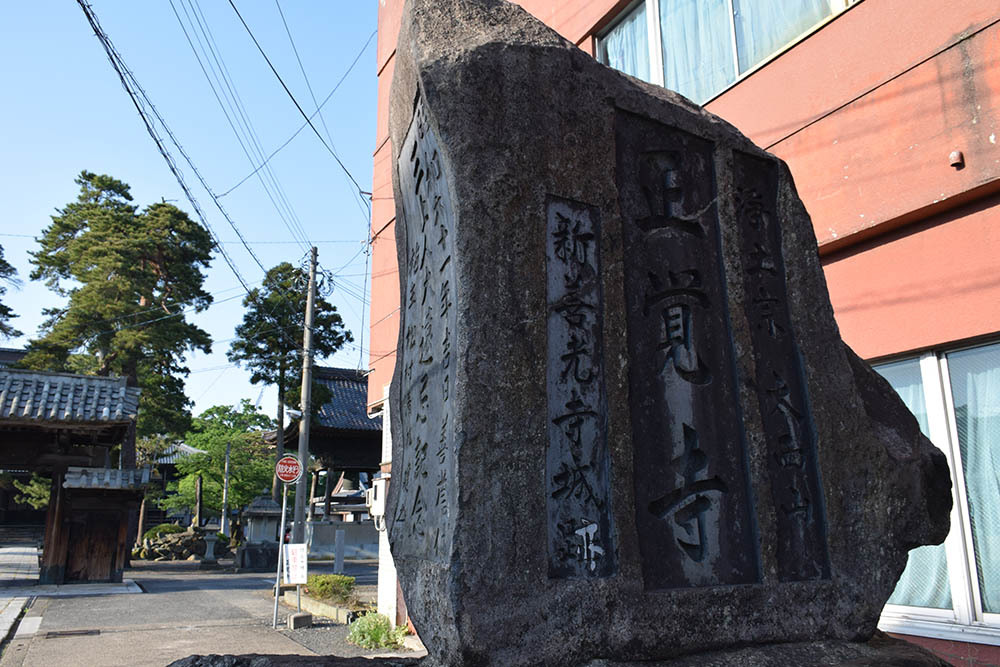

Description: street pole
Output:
[220,440,231,536]
[194,474,203,528]
[292,246,317,544]
[272,482,288,629]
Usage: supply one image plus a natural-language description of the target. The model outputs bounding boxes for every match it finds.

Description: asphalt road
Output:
[0,559,411,667]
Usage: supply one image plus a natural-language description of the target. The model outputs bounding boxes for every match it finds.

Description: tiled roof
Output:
[149,442,207,465]
[314,367,382,432]
[0,369,140,424]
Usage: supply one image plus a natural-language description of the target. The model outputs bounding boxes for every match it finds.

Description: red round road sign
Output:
[275,455,302,484]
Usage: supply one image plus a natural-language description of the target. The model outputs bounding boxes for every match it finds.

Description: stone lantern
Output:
[235,495,282,571]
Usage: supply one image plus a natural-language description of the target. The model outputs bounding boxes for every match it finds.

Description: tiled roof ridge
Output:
[314,366,368,380]
[313,365,382,432]
[0,368,140,423]
[0,367,130,383]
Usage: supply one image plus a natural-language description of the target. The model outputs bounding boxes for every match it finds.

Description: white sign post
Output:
[284,543,308,585]
[284,543,308,612]
[272,455,302,629]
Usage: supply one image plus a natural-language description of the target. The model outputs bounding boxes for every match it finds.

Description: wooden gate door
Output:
[65,510,119,582]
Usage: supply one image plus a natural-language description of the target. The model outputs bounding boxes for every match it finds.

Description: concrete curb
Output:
[0,579,142,598]
[280,591,357,624]
[0,596,29,644]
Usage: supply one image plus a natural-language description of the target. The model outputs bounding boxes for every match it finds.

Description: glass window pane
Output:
[876,358,952,609]
[732,0,835,73]
[876,359,930,435]
[659,0,735,103]
[947,342,1000,613]
[600,2,651,83]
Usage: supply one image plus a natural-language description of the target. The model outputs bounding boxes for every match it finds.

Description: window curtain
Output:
[601,2,651,83]
[877,359,953,610]
[949,344,1000,613]
[659,0,734,104]
[732,0,834,73]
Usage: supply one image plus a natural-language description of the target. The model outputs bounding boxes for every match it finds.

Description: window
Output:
[597,0,854,104]
[876,341,1000,644]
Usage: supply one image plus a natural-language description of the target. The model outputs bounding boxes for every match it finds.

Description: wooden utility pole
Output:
[220,440,231,536]
[291,246,317,544]
[194,474,203,528]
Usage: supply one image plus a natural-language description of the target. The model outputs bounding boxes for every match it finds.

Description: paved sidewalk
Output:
[0,548,39,590]
[0,597,28,644]
[1,544,144,647]
[0,546,39,644]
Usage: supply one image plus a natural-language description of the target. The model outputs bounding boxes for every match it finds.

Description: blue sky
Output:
[0,1,378,425]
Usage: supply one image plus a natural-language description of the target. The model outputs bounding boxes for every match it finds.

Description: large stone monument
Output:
[386,1,952,665]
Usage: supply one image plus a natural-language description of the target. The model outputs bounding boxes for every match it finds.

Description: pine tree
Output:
[227,261,351,495]
[0,244,21,339]
[21,171,214,437]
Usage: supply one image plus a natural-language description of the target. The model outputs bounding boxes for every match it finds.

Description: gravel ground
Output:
[278,618,417,660]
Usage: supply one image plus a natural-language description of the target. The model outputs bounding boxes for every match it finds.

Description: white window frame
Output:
[877,343,1000,646]
[597,0,859,104]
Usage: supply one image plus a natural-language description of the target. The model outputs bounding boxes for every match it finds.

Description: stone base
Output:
[272,583,296,597]
[286,613,312,630]
[582,634,948,666]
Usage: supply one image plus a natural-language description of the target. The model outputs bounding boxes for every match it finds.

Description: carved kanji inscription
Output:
[392,100,457,562]
[734,151,829,581]
[546,196,616,578]
[617,111,759,590]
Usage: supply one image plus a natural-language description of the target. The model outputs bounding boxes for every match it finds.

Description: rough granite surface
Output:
[385,1,953,666]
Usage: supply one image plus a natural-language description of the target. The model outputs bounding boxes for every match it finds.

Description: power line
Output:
[178,0,308,250]
[274,0,370,220]
[170,0,311,251]
[79,1,366,394]
[56,292,245,349]
[189,0,312,248]
[76,0,252,295]
[274,0,335,158]
[357,240,370,368]
[218,239,359,245]
[77,0,308,359]
[61,286,248,332]
[217,26,376,199]
[227,0,371,216]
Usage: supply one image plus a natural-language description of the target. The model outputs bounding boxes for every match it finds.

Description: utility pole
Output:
[291,246,317,544]
[194,474,203,528]
[220,440,231,536]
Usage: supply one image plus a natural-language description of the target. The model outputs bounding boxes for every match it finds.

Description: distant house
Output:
[270,366,382,518]
[137,442,208,531]
[0,347,27,368]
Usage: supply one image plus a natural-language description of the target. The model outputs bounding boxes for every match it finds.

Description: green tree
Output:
[20,171,214,437]
[227,261,352,454]
[12,473,51,510]
[160,401,275,516]
[0,244,21,339]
